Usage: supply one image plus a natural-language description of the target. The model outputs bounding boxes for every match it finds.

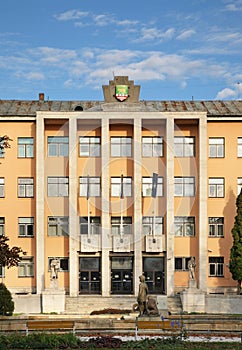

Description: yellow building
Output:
[0,76,242,313]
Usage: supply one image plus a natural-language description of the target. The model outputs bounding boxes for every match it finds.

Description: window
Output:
[0,266,4,278]
[79,177,101,197]
[18,257,34,277]
[174,177,195,197]
[0,218,5,236]
[209,138,224,158]
[48,257,69,271]
[174,217,195,236]
[48,217,69,236]
[175,257,193,271]
[209,178,224,198]
[18,218,34,237]
[111,137,132,157]
[18,137,34,158]
[142,137,163,157]
[18,178,34,198]
[237,178,242,195]
[209,217,224,237]
[80,217,101,235]
[238,138,242,157]
[79,137,101,157]
[142,216,163,235]
[111,217,132,235]
[142,177,164,197]
[0,140,4,158]
[174,137,195,157]
[209,257,224,277]
[0,178,4,198]
[47,136,69,157]
[48,177,69,197]
[111,177,132,197]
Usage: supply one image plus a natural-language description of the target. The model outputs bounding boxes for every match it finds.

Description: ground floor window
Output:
[111,256,133,294]
[79,257,101,294]
[143,257,165,294]
[209,257,224,277]
[18,257,34,277]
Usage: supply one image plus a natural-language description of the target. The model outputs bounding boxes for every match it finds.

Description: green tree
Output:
[0,236,26,284]
[0,283,14,316]
[230,189,242,294]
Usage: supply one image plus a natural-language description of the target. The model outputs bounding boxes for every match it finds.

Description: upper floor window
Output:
[237,178,242,195]
[79,137,101,157]
[18,217,34,237]
[142,216,163,235]
[18,257,34,277]
[0,218,5,236]
[111,137,132,157]
[18,178,34,198]
[209,257,224,277]
[80,217,101,235]
[142,177,164,197]
[0,178,4,198]
[208,217,224,237]
[174,137,195,157]
[142,137,163,157]
[47,136,69,157]
[79,177,101,197]
[111,177,132,197]
[174,177,195,197]
[48,177,69,197]
[209,178,224,198]
[48,216,69,236]
[0,140,4,158]
[209,138,224,158]
[111,217,132,235]
[18,137,34,158]
[238,138,242,157]
[174,216,195,236]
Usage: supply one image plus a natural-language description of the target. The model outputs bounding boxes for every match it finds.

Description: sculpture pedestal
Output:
[180,279,206,313]
[42,280,65,314]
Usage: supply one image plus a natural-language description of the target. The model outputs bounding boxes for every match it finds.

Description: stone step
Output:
[167,295,183,315]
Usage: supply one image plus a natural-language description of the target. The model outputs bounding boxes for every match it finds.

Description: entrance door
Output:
[143,257,165,294]
[111,257,133,294]
[79,257,101,294]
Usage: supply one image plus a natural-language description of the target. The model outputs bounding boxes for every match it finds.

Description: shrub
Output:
[0,283,14,316]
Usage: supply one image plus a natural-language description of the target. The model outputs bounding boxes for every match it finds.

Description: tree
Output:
[0,236,26,284]
[0,135,12,156]
[230,189,242,294]
[0,283,14,316]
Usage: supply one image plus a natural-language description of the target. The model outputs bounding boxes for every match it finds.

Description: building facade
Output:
[0,76,242,310]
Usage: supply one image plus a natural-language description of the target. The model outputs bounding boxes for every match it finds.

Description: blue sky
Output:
[0,0,242,101]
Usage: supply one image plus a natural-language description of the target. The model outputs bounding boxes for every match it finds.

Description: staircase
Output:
[167,295,183,315]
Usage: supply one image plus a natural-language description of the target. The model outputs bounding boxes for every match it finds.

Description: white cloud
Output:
[54,10,89,21]
[216,88,236,99]
[136,27,175,42]
[176,29,196,40]
[224,0,242,11]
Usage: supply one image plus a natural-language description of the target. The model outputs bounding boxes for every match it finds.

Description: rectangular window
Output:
[142,137,163,157]
[0,178,4,198]
[174,217,195,236]
[18,257,34,277]
[18,137,34,158]
[47,136,69,157]
[111,217,132,235]
[0,218,5,236]
[174,177,195,197]
[48,217,69,236]
[79,137,101,157]
[237,178,242,195]
[79,177,101,197]
[142,216,163,235]
[142,177,164,197]
[80,217,101,235]
[111,177,132,197]
[48,257,69,271]
[209,178,224,198]
[0,266,4,278]
[18,178,34,198]
[18,217,34,237]
[209,217,224,237]
[209,138,224,158]
[174,137,195,157]
[111,137,132,157]
[238,138,242,157]
[0,140,4,158]
[175,257,193,271]
[209,257,224,277]
[48,177,69,197]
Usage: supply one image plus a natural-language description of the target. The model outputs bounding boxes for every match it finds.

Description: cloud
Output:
[14,72,45,81]
[224,0,242,11]
[54,10,89,21]
[216,88,236,99]
[135,27,175,43]
[176,29,196,40]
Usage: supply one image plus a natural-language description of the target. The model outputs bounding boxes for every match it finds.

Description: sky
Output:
[0,0,242,101]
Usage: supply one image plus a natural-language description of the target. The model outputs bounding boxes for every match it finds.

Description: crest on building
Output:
[115,85,129,101]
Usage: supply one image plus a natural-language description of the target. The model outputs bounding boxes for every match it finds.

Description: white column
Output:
[198,115,207,292]
[133,117,142,296]
[69,116,79,296]
[101,117,110,296]
[166,117,175,296]
[36,113,45,294]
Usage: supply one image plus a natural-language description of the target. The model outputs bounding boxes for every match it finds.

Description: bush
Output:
[0,283,14,316]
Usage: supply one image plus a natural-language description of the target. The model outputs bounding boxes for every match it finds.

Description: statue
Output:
[146,296,160,316]
[137,275,148,317]
[188,257,196,280]
[50,258,60,280]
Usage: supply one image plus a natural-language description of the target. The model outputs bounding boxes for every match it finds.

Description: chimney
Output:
[39,93,45,101]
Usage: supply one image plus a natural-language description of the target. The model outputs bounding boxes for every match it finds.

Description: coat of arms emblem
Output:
[115,85,129,101]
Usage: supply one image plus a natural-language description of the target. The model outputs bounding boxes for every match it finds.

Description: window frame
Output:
[0,178,5,198]
[48,216,69,237]
[111,216,132,235]
[208,178,224,198]
[174,136,195,157]
[18,177,34,198]
[18,137,34,158]
[142,176,164,197]
[0,217,5,236]
[209,257,224,277]
[111,177,132,197]
[48,257,69,272]
[174,177,195,197]
[47,136,69,157]
[237,178,242,195]
[110,137,132,157]
[79,176,101,197]
[79,136,101,157]
[18,257,34,277]
[142,136,164,157]
[80,216,101,235]
[175,257,194,271]
[208,217,224,237]
[237,138,242,157]
[18,217,34,237]
[48,176,69,197]
[142,216,163,235]
[174,216,195,237]
[209,137,224,158]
